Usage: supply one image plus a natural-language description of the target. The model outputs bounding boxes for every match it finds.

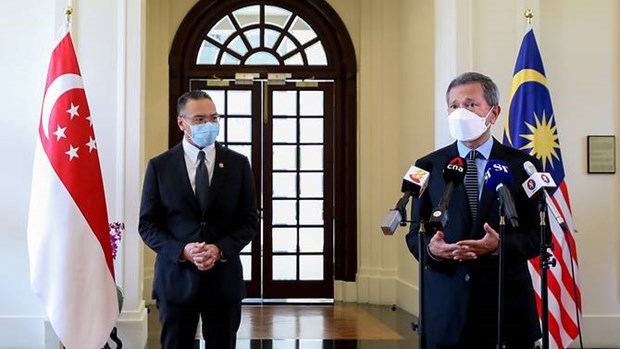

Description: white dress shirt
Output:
[182,138,215,194]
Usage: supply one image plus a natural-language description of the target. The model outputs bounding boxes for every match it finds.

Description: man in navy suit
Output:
[406,72,542,348]
[139,90,258,349]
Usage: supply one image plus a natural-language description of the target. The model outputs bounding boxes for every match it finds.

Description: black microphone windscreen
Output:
[443,156,467,184]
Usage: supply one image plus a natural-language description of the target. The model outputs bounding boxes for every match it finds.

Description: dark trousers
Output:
[158,300,242,349]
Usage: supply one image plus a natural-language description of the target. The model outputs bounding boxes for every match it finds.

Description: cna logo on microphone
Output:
[446,157,465,172]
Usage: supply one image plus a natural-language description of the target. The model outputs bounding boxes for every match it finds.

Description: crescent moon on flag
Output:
[41,73,84,139]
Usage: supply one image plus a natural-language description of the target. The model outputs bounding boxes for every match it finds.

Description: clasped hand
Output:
[183,242,221,271]
[428,223,500,261]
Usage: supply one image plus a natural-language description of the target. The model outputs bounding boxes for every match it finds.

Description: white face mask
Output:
[447,107,494,142]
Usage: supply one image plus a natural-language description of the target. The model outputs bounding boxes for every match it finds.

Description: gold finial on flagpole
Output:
[524,9,534,25]
[64,6,73,25]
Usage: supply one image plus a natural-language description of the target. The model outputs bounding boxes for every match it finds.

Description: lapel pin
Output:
[219,163,224,168]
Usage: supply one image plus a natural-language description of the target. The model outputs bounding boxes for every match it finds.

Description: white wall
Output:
[537,1,620,346]
[0,0,147,347]
[0,0,55,347]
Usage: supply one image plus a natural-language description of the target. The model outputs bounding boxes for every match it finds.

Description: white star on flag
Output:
[87,137,97,152]
[66,103,79,119]
[52,125,67,141]
[65,144,79,160]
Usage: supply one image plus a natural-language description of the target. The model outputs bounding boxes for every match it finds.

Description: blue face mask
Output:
[188,122,219,148]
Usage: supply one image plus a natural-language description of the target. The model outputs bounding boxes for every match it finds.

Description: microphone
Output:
[427,156,467,231]
[381,165,430,235]
[522,161,569,233]
[484,160,519,228]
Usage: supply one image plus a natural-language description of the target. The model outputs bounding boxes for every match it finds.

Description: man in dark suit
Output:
[406,72,542,348]
[139,90,258,349]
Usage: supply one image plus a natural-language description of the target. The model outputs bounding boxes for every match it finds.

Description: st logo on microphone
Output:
[484,162,509,182]
[446,157,465,172]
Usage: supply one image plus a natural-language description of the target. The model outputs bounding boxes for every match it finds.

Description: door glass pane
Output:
[272,91,297,116]
[272,172,297,198]
[299,228,323,252]
[264,6,292,28]
[276,36,298,56]
[222,52,241,65]
[300,256,323,280]
[273,340,297,349]
[290,17,317,45]
[299,200,323,225]
[273,118,297,143]
[264,29,280,49]
[229,35,248,56]
[228,90,252,115]
[205,90,225,112]
[236,340,251,349]
[300,119,323,143]
[299,172,322,197]
[197,40,218,64]
[299,340,324,349]
[284,53,303,66]
[300,145,322,170]
[272,228,297,253]
[300,91,323,116]
[306,41,328,66]
[233,6,260,28]
[226,117,252,142]
[246,51,279,65]
[228,145,252,162]
[240,255,252,280]
[208,16,235,44]
[241,243,251,253]
[273,256,297,280]
[246,29,260,49]
[272,200,297,225]
[216,118,226,142]
[273,145,297,170]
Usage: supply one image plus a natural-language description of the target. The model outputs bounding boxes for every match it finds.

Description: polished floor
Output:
[146,302,419,348]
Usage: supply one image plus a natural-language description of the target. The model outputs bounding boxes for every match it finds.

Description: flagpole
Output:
[524,8,533,25]
[64,6,73,32]
[522,10,553,349]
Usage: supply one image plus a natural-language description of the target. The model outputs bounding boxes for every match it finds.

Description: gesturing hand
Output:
[454,223,500,260]
[428,231,459,259]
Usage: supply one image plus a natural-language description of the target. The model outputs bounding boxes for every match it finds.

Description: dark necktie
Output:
[465,150,479,220]
[195,150,209,212]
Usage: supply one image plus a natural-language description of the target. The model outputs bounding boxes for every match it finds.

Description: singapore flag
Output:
[27,31,118,348]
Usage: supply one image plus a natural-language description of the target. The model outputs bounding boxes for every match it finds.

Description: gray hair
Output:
[446,72,499,106]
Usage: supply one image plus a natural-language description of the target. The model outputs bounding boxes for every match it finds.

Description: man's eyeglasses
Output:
[182,113,220,125]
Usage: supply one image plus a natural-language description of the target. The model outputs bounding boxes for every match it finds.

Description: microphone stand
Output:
[538,196,556,349]
[496,198,506,349]
[399,205,426,349]
[417,220,426,349]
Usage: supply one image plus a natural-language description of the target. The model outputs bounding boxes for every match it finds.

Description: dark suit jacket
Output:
[406,139,542,346]
[139,141,258,304]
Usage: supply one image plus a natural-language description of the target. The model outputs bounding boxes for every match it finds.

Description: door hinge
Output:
[235,73,259,85]
[267,73,291,85]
